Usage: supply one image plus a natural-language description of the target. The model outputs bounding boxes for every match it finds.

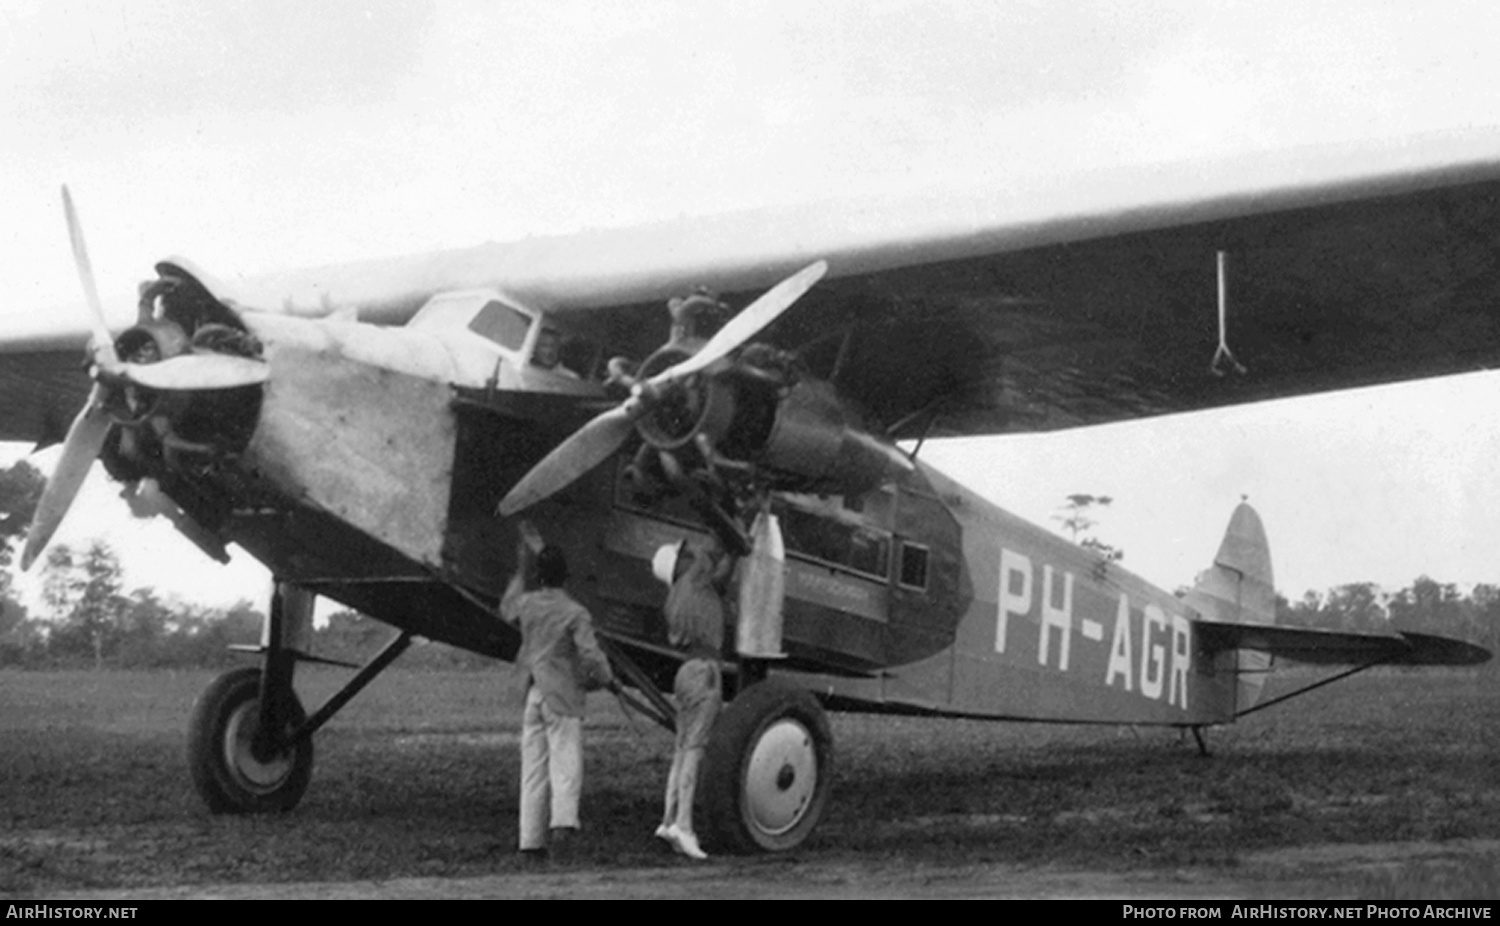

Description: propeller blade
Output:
[21,386,112,570]
[61,186,119,370]
[652,259,827,384]
[497,404,639,517]
[120,353,271,391]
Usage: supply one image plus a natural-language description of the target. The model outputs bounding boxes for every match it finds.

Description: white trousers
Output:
[519,685,582,850]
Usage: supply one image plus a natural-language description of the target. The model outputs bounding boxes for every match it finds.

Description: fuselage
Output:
[110,266,1247,728]
[780,464,1242,726]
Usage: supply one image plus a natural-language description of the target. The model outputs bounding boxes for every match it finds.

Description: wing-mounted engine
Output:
[625,340,912,501]
[498,261,910,532]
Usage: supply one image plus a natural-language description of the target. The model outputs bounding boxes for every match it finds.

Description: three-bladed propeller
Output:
[20,188,271,570]
[497,259,828,517]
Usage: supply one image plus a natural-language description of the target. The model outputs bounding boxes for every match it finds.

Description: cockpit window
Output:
[469,301,533,351]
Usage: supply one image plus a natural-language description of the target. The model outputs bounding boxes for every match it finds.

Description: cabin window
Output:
[469,301,533,351]
[847,528,888,576]
[898,542,929,591]
[779,505,891,580]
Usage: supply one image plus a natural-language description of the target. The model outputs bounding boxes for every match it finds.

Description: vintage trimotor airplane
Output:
[4,133,1497,853]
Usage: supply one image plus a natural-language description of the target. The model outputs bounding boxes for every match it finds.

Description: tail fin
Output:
[1182,502,1276,711]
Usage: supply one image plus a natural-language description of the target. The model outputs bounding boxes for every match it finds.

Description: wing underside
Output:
[769,169,1500,439]
[467,136,1500,441]
[0,345,91,447]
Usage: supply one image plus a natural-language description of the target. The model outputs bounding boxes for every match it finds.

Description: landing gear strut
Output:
[1190,725,1211,757]
[187,582,317,813]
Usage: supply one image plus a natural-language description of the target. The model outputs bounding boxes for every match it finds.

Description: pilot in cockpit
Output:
[531,328,578,378]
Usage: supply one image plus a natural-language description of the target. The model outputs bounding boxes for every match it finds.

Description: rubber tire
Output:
[700,678,834,853]
[187,666,313,814]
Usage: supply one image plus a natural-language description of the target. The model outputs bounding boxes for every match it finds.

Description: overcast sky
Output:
[5,1,1500,609]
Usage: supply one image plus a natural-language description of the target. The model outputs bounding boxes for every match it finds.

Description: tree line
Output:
[1056,492,1500,660]
[2,536,489,670]
[0,460,486,670]
[3,540,266,669]
[1276,579,1500,658]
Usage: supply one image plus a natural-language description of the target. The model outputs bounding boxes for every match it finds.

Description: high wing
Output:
[1194,620,1491,667]
[228,130,1500,440]
[7,130,1500,447]
[0,334,92,446]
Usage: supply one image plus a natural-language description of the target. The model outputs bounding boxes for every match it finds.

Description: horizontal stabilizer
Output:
[1195,620,1491,667]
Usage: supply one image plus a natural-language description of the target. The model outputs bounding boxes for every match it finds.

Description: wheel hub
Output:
[223,699,295,792]
[744,718,818,836]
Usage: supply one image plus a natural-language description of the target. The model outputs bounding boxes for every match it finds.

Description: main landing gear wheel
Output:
[701,678,833,853]
[187,666,313,813]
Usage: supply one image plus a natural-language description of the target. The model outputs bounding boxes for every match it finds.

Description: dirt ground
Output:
[11,669,1499,901]
[38,839,1500,900]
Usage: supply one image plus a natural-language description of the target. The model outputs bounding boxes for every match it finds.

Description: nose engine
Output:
[100,267,266,485]
[21,192,271,572]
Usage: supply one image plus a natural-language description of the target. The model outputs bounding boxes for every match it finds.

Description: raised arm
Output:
[499,521,545,624]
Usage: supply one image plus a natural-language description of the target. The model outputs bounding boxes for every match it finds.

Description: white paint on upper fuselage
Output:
[231,291,606,569]
[243,311,501,387]
[239,293,606,397]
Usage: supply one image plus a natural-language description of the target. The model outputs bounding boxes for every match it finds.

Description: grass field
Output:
[2,665,1498,897]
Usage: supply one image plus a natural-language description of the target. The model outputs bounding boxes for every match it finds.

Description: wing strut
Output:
[885,394,948,448]
[1233,652,1400,719]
